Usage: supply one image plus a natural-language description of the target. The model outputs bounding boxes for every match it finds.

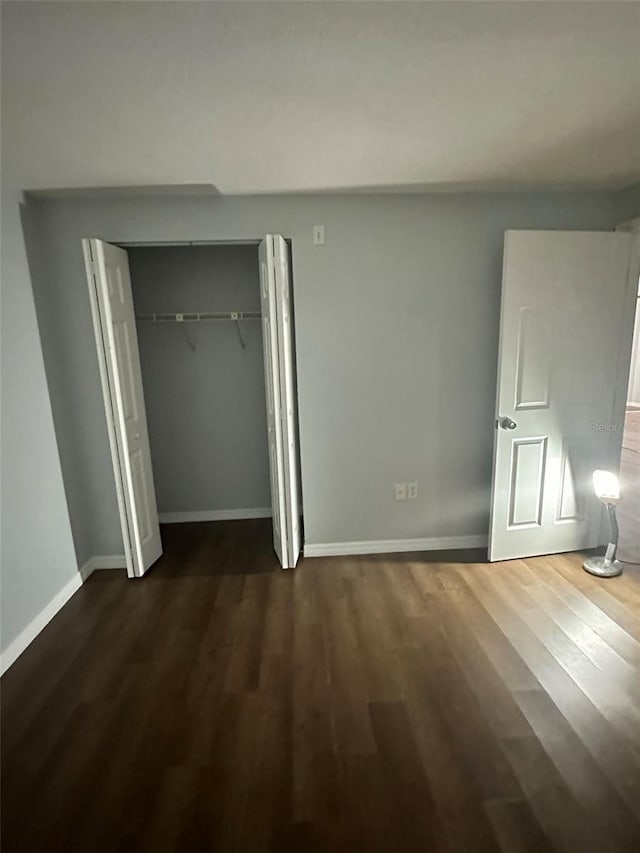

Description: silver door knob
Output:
[498,417,518,431]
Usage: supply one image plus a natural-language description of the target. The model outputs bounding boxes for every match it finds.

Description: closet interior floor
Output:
[2,519,640,853]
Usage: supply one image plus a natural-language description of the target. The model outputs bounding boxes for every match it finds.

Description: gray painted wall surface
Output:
[615,183,640,224]
[128,245,270,514]
[1,187,77,651]
[30,191,620,565]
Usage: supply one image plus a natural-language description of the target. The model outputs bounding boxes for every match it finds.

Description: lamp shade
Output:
[592,469,620,503]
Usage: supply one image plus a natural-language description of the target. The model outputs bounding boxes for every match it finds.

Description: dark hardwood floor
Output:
[2,519,640,853]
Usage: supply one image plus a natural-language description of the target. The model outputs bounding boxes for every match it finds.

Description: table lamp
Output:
[583,470,623,578]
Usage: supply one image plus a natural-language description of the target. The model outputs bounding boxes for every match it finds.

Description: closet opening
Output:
[618,270,640,565]
[83,236,302,578]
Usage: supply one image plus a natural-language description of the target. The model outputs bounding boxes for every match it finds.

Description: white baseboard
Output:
[158,508,272,524]
[303,534,488,558]
[80,554,127,573]
[1,554,127,676]
[1,571,85,675]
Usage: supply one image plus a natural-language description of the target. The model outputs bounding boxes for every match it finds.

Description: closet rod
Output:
[136,311,262,323]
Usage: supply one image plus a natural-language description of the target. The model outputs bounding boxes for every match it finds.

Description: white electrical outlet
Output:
[408,482,418,499]
[395,482,408,501]
[313,224,325,245]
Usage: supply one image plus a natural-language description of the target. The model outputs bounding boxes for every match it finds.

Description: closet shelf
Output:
[136,311,261,323]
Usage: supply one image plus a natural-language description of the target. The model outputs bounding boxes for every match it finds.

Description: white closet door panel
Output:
[273,235,302,568]
[259,237,288,568]
[83,238,162,577]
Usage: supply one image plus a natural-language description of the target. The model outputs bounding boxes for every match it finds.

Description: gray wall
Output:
[615,183,640,224]
[128,245,270,515]
[1,186,77,652]
[28,190,621,566]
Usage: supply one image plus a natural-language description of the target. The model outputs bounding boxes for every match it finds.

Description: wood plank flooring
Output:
[2,519,640,853]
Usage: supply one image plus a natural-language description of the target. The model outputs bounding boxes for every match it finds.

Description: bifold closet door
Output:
[259,235,301,569]
[83,239,162,578]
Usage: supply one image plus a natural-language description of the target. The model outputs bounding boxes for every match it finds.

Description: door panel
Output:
[508,437,547,528]
[259,239,287,568]
[489,230,637,562]
[113,321,138,421]
[273,235,302,568]
[556,439,582,524]
[258,235,302,569]
[83,238,162,577]
[514,308,552,410]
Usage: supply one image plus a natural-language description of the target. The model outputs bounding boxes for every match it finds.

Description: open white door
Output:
[489,230,638,562]
[259,237,288,568]
[258,235,301,569]
[83,239,162,577]
[273,235,302,567]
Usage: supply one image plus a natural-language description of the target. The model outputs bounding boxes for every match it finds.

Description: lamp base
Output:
[583,556,624,578]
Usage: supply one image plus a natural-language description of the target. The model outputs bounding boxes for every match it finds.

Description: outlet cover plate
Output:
[395,483,408,501]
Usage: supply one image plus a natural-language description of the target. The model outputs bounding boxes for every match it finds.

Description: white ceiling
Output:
[2,1,639,194]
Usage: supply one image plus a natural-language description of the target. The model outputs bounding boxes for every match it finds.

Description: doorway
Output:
[618,272,640,564]
[129,244,271,525]
[83,236,302,577]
